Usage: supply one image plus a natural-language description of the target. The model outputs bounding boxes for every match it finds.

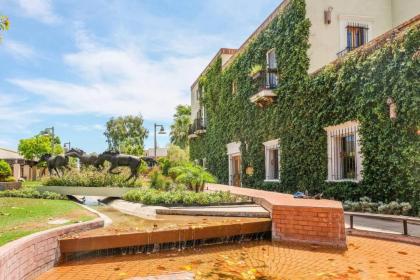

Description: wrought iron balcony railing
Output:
[251,69,278,91]
[188,116,207,137]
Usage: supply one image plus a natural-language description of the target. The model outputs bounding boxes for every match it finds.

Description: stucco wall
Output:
[190,82,200,123]
[306,0,395,73]
[391,0,420,27]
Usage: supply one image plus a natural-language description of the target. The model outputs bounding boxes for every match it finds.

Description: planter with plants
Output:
[249,64,264,80]
[0,159,21,191]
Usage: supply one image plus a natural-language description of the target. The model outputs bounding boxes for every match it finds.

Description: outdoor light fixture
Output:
[324,7,333,25]
[386,97,397,122]
[154,123,166,159]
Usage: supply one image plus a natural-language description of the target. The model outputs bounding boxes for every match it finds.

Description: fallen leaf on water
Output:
[183,265,192,271]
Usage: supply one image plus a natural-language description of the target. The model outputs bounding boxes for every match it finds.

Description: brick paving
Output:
[37,236,420,280]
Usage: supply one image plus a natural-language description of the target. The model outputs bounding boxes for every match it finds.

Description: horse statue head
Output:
[39,153,52,162]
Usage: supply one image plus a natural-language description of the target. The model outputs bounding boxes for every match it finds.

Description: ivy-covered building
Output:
[189,0,420,212]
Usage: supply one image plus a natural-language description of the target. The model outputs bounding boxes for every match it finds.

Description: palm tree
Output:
[170,105,191,149]
[169,164,216,192]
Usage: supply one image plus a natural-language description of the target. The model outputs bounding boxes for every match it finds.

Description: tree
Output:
[0,14,9,42]
[104,114,148,156]
[18,135,64,161]
[170,105,191,149]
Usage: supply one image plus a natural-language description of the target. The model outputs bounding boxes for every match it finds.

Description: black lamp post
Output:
[154,123,166,159]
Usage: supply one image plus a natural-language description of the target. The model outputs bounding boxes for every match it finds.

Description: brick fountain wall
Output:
[206,184,346,248]
[0,219,104,280]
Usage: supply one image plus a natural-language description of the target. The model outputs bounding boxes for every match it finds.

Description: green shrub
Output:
[0,188,66,200]
[343,197,413,216]
[149,168,172,191]
[169,164,216,192]
[0,160,12,181]
[4,176,16,182]
[42,168,143,188]
[123,188,242,206]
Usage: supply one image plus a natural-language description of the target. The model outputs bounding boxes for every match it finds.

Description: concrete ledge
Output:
[156,204,270,218]
[206,183,346,248]
[37,186,135,198]
[0,218,104,280]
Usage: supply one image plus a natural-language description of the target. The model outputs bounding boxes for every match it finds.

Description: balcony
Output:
[249,69,278,107]
[188,116,207,139]
[337,46,358,57]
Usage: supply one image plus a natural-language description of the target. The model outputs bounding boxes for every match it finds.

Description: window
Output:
[338,16,372,57]
[263,139,279,181]
[324,121,362,182]
[346,23,369,50]
[266,49,278,89]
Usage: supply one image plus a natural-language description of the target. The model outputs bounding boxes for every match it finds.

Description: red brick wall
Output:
[272,206,346,247]
[207,183,347,248]
[0,219,103,280]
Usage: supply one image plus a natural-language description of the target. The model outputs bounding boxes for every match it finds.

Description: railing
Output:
[189,117,207,136]
[346,211,420,236]
[252,69,278,92]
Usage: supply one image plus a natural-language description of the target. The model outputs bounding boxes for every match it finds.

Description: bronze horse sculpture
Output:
[39,153,70,177]
[65,148,98,169]
[96,150,157,182]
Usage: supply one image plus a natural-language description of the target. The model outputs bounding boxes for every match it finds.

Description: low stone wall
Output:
[206,183,346,248]
[0,218,103,280]
[0,182,22,191]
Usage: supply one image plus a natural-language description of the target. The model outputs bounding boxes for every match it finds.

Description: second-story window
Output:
[346,23,369,51]
[266,49,278,88]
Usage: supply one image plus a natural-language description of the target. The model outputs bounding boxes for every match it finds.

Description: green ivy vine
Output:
[190,0,420,214]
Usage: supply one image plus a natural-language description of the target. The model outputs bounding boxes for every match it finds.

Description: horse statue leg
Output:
[108,162,120,174]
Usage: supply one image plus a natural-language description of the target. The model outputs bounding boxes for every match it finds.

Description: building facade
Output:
[188,0,419,211]
[0,147,38,181]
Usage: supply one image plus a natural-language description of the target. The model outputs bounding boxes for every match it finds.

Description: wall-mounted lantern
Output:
[324,7,333,25]
[386,97,397,122]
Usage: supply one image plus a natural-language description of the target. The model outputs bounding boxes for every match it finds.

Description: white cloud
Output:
[16,0,60,24]
[8,30,210,121]
[3,39,35,60]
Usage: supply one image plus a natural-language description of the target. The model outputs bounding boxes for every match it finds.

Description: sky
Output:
[0,0,280,153]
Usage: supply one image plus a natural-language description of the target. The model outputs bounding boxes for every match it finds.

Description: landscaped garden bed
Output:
[123,188,251,206]
[0,197,97,245]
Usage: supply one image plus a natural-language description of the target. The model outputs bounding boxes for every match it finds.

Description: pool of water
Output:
[38,236,420,279]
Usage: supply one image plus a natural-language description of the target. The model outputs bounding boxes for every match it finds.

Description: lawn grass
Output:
[0,197,96,246]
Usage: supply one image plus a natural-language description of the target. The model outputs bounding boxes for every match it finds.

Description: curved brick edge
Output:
[0,218,104,280]
[347,229,420,246]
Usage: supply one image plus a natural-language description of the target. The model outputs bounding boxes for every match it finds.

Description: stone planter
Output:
[0,181,22,191]
[37,186,135,198]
